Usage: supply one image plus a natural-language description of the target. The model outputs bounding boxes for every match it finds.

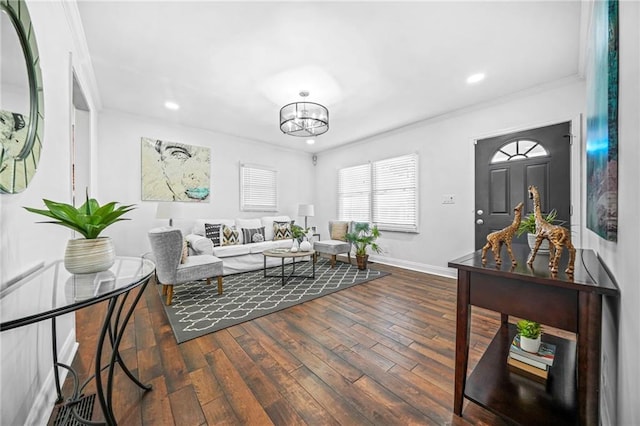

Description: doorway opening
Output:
[71,71,91,207]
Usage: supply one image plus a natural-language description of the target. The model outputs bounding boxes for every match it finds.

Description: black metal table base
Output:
[263,255,316,286]
[52,278,152,425]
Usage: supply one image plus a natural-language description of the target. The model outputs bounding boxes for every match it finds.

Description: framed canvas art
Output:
[586,0,618,241]
[141,137,210,202]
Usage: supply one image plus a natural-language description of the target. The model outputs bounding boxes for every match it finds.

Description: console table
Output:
[0,257,155,425]
[448,245,618,426]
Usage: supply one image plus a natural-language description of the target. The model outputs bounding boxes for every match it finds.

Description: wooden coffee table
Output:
[263,248,316,285]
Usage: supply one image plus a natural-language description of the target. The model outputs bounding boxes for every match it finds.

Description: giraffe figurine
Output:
[527,185,576,274]
[481,202,524,266]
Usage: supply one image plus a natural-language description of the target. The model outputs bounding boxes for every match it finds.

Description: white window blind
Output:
[373,153,418,232]
[240,164,277,212]
[338,163,371,222]
[338,153,418,233]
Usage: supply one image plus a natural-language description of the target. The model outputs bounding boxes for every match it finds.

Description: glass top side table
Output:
[1,257,156,425]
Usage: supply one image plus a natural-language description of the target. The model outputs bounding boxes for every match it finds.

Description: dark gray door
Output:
[474,122,571,250]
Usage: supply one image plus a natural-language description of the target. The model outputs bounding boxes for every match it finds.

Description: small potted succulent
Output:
[345,222,381,270]
[516,319,542,353]
[25,191,135,274]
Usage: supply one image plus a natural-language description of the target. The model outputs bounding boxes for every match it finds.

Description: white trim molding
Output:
[368,254,458,280]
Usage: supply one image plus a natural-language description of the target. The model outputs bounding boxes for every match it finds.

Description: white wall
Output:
[314,79,585,276]
[96,110,315,257]
[582,2,640,424]
[0,1,98,424]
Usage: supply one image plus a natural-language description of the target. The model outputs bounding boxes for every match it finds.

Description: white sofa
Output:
[184,215,300,275]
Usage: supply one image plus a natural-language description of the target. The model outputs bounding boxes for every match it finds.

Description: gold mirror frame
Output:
[0,0,44,194]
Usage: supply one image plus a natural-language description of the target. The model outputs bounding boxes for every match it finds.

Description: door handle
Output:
[476,219,484,225]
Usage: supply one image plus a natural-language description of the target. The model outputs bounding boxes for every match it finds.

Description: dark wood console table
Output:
[448,245,618,426]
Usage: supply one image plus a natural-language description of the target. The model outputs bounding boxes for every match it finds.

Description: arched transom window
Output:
[490,139,549,164]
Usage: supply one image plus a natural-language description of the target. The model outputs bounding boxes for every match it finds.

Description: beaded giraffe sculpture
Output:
[481,202,524,266]
[527,185,576,274]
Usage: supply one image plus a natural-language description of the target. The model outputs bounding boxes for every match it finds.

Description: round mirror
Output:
[0,0,44,194]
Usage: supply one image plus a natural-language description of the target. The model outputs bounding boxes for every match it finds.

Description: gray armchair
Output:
[313,221,352,268]
[148,227,223,305]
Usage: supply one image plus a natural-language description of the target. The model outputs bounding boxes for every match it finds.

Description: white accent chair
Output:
[313,221,352,268]
[148,227,224,305]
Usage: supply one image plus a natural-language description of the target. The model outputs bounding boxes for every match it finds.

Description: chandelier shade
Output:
[280,92,329,137]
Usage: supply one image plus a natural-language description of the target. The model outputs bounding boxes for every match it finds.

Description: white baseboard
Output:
[26,331,78,426]
[367,254,458,279]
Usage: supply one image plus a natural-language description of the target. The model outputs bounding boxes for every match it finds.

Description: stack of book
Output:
[507,334,556,383]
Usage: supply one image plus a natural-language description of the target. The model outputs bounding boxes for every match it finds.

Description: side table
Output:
[0,257,155,425]
[448,245,619,425]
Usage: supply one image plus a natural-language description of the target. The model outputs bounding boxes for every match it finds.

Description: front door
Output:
[474,122,571,250]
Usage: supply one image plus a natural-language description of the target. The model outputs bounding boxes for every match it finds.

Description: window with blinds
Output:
[338,163,371,222]
[373,154,418,232]
[240,164,277,211]
[338,153,418,232]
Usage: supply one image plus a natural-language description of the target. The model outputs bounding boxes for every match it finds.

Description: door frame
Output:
[470,115,583,249]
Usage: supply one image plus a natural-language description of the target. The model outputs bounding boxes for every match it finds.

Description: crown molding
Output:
[317,74,584,155]
[61,0,103,110]
[578,0,593,78]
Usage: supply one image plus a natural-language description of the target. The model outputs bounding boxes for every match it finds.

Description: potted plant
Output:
[290,223,311,251]
[291,224,309,242]
[516,319,542,353]
[516,209,564,252]
[25,192,135,274]
[345,222,381,270]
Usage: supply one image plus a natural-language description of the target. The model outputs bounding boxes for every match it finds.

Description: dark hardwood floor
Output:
[49,261,515,425]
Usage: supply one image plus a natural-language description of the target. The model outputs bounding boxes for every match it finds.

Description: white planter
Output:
[64,237,116,274]
[519,335,541,353]
[65,270,116,302]
[527,233,549,253]
[299,239,312,252]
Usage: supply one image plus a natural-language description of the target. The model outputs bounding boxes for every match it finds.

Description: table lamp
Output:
[156,202,176,227]
[297,204,315,229]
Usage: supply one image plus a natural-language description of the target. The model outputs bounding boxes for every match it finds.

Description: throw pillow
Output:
[242,227,265,244]
[330,221,349,241]
[221,225,240,246]
[205,223,223,247]
[181,240,189,264]
[273,221,292,240]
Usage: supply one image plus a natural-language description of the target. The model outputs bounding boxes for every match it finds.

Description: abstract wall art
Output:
[586,0,618,241]
[141,137,210,202]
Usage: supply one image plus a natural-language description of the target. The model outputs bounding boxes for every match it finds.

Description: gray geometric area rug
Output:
[159,258,390,343]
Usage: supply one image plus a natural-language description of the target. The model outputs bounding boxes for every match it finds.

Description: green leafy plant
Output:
[24,192,135,239]
[516,209,565,237]
[516,319,542,339]
[291,223,309,241]
[345,222,381,256]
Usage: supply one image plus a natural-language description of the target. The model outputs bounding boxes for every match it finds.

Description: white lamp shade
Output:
[156,202,176,219]
[298,204,315,217]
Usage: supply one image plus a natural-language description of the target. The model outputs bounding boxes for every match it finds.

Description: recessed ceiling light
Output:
[306,139,315,145]
[466,73,485,84]
[164,101,180,110]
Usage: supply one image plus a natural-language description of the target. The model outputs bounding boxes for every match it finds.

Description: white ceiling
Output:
[76,1,582,153]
